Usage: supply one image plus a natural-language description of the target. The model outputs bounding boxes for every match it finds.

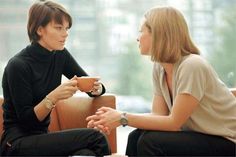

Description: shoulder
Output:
[181,54,208,67]
[178,54,210,73]
[6,53,30,74]
[153,62,163,73]
[152,62,165,83]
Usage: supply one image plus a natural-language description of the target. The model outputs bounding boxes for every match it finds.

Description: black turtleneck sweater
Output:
[1,42,105,144]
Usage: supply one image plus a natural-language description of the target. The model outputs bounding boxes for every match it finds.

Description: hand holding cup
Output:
[77,76,101,93]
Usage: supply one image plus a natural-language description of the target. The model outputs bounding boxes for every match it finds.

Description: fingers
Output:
[91,90,101,95]
[87,120,95,128]
[95,110,104,115]
[91,124,111,135]
[94,77,101,81]
[93,119,106,126]
[91,82,102,95]
[87,115,106,126]
[67,79,78,87]
[87,111,112,135]
[63,79,78,92]
[86,115,100,121]
[97,107,111,112]
[97,125,111,135]
[103,126,111,135]
[94,80,101,86]
[70,75,77,81]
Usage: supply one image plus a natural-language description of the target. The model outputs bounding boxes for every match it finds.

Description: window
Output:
[0,0,235,154]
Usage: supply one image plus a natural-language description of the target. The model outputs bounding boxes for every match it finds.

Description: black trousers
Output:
[3,128,110,156]
[126,129,236,156]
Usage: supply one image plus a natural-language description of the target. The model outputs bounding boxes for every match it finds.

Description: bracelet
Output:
[44,96,56,110]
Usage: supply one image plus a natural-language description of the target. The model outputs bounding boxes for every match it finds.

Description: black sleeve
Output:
[62,49,88,78]
[5,58,40,125]
[62,49,106,97]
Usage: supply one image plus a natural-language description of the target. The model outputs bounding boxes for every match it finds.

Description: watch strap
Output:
[120,112,128,127]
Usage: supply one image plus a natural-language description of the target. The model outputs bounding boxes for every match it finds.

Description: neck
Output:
[38,40,53,52]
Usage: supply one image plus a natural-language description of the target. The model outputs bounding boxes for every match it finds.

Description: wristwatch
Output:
[120,112,128,127]
[44,96,55,110]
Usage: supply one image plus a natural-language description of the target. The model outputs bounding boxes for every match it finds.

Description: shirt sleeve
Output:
[62,49,88,78]
[62,49,106,96]
[152,63,163,96]
[5,58,40,125]
[175,57,207,101]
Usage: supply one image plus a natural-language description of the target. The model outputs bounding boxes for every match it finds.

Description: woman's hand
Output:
[86,107,121,134]
[90,80,103,95]
[47,76,78,103]
[87,110,111,134]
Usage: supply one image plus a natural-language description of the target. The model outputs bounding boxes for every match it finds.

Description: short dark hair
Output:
[27,0,72,43]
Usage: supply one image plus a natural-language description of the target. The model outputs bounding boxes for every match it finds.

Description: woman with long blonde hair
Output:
[87,6,236,156]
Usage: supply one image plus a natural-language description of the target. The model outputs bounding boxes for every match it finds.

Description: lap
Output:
[137,130,235,156]
[11,128,102,156]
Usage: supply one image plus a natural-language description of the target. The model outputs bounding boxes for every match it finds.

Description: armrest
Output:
[54,93,117,153]
[230,88,236,97]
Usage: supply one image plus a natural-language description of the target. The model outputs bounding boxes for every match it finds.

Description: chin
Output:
[140,51,149,56]
[56,46,65,51]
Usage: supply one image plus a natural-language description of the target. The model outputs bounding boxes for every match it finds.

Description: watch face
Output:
[121,118,128,126]
[120,114,128,126]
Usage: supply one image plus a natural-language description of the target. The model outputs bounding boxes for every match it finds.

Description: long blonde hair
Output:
[144,6,200,63]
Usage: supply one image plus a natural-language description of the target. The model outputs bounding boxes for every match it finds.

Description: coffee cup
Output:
[77,76,100,92]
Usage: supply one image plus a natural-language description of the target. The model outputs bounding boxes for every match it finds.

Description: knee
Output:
[137,131,153,149]
[89,129,107,141]
[127,129,143,142]
[87,129,111,155]
[137,131,165,156]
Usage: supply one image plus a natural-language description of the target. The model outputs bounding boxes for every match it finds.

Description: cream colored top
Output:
[153,54,236,143]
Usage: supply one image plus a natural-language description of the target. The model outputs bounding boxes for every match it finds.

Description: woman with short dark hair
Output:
[0,1,110,156]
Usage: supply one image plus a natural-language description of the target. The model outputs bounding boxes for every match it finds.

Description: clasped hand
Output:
[86,107,121,134]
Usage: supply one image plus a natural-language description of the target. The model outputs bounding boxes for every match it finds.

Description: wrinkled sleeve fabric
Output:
[175,57,207,101]
[152,63,163,96]
[5,57,40,125]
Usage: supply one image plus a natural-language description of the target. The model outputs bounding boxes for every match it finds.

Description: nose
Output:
[63,29,68,38]
[137,38,140,42]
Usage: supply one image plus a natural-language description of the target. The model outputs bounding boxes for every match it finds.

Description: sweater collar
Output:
[29,42,55,62]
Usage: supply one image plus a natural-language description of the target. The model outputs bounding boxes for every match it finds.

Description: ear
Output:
[37,26,43,36]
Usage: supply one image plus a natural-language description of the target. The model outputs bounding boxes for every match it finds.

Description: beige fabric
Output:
[153,54,236,143]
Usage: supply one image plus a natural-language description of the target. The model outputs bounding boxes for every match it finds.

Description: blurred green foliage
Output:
[115,42,153,100]
[210,4,236,87]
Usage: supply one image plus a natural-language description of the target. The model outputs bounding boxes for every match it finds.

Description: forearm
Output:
[34,96,55,121]
[126,113,180,131]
